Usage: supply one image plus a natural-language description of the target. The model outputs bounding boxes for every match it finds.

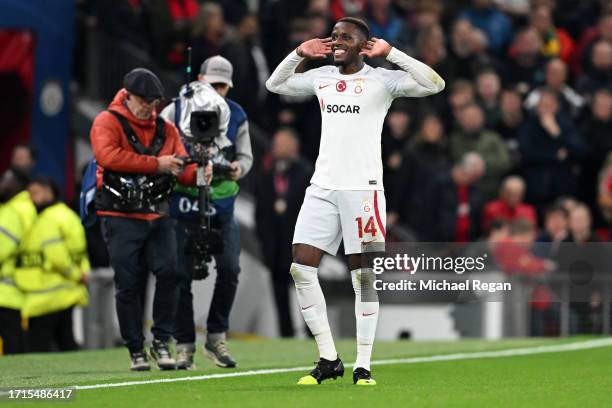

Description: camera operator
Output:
[161,56,253,369]
[90,68,211,371]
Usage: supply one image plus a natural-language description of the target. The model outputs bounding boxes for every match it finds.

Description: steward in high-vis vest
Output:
[15,176,89,352]
[0,168,36,354]
[90,68,211,371]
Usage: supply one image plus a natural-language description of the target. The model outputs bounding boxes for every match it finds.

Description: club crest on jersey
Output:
[354,78,364,94]
[363,201,371,213]
[336,80,347,92]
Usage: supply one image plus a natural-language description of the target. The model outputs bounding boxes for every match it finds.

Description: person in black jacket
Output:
[392,113,450,232]
[255,128,312,337]
[419,152,485,242]
[518,89,586,213]
[579,89,612,225]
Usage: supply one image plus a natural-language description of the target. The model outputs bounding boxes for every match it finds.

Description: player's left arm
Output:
[361,38,445,97]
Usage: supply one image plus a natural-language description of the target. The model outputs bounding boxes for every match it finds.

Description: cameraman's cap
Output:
[123,68,165,102]
[200,56,233,88]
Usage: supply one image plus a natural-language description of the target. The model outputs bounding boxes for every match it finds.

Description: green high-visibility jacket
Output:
[15,202,89,318]
[0,191,36,310]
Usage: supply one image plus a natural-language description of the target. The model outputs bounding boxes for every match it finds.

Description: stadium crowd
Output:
[80,0,612,240]
[2,0,612,354]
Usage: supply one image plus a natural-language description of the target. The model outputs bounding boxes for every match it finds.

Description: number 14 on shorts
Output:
[355,216,378,238]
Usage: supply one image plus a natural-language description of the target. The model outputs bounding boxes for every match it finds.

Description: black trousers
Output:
[174,212,241,344]
[25,308,78,353]
[101,216,179,353]
[0,307,23,354]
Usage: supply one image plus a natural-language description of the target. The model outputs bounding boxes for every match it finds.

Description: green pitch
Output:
[1,337,611,407]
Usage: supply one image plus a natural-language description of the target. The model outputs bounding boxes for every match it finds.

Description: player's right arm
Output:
[265,38,332,96]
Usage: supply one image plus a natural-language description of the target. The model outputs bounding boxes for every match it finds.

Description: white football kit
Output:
[266,47,445,254]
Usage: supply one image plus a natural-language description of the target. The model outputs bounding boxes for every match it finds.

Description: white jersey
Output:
[266,47,445,190]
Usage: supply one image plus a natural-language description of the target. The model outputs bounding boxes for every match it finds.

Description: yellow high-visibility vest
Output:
[0,191,36,310]
[15,202,89,318]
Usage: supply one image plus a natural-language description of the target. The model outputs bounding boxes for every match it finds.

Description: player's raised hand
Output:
[296,37,332,59]
[360,37,392,58]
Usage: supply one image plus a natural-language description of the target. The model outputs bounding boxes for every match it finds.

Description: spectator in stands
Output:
[463,219,509,268]
[495,88,524,167]
[416,24,456,88]
[419,152,485,242]
[494,218,552,276]
[475,69,502,128]
[537,204,570,244]
[450,103,512,201]
[366,0,406,49]
[95,0,151,51]
[573,12,612,75]
[191,2,227,74]
[597,153,612,235]
[519,90,586,211]
[222,13,270,124]
[528,4,575,63]
[382,107,411,215]
[448,19,496,80]
[494,219,554,333]
[482,176,537,231]
[504,27,546,93]
[393,113,449,230]
[568,203,599,243]
[579,89,612,218]
[398,0,443,51]
[255,128,313,337]
[447,80,476,128]
[459,0,513,55]
[534,203,570,259]
[494,0,530,20]
[330,0,367,21]
[565,203,603,334]
[10,143,36,176]
[147,0,200,68]
[577,40,612,98]
[524,59,585,118]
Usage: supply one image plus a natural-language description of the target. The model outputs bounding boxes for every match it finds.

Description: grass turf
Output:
[1,337,610,407]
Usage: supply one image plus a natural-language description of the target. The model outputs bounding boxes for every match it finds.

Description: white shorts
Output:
[293,184,386,255]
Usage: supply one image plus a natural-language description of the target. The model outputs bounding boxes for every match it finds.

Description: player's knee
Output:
[290,262,318,288]
[291,244,321,267]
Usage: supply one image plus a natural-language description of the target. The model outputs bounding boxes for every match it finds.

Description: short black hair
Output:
[337,17,370,40]
[545,203,569,219]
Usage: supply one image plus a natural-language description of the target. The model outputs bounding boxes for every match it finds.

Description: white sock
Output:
[351,268,379,371]
[290,263,337,361]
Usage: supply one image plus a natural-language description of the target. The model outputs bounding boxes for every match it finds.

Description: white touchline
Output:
[41,338,612,391]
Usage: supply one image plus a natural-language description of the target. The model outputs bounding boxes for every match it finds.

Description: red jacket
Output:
[481,200,537,231]
[90,89,196,220]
